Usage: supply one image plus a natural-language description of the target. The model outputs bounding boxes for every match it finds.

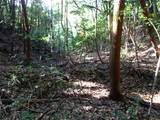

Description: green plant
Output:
[9,65,23,70]
[25,66,34,72]
[51,116,60,120]
[56,78,67,88]
[9,74,20,86]
[50,67,59,73]
[113,104,139,120]
[113,109,127,120]
[18,111,36,120]
[126,105,139,120]
[62,112,72,120]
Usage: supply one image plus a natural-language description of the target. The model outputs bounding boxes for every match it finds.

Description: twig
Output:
[22,106,42,113]
[148,56,160,115]
[148,19,160,41]
[147,18,160,116]
[35,108,53,120]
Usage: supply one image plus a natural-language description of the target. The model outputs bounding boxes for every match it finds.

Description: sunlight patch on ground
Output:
[65,80,110,98]
[85,56,94,61]
[73,81,104,88]
[82,106,93,111]
[153,92,160,103]
[138,92,160,104]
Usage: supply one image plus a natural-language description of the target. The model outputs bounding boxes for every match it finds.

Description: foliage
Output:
[18,111,36,120]
[0,0,160,119]
[9,65,23,71]
[56,78,68,88]
[113,104,139,120]
[126,105,139,119]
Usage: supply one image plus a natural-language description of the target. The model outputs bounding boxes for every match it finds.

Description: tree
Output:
[94,0,104,63]
[10,0,16,52]
[21,0,32,62]
[140,0,159,57]
[10,0,16,29]
[109,0,125,100]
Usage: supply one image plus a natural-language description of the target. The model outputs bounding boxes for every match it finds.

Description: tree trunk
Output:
[94,0,104,63]
[107,1,113,44]
[10,0,16,52]
[140,0,159,58]
[109,0,125,100]
[65,0,69,51]
[10,0,16,29]
[21,0,32,63]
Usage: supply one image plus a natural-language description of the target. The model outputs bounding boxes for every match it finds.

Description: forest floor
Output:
[0,44,160,120]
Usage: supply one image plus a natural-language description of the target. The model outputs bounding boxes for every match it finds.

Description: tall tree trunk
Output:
[107,1,113,44]
[140,0,159,58]
[50,0,54,53]
[61,0,66,53]
[10,0,16,52]
[61,0,65,31]
[10,0,16,29]
[21,0,32,63]
[109,0,125,100]
[20,3,26,54]
[94,0,104,63]
[58,3,61,54]
[65,0,69,51]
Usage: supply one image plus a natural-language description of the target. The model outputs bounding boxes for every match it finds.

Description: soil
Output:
[0,46,160,120]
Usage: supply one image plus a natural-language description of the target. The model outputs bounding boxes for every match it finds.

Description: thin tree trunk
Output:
[21,0,32,63]
[61,0,65,31]
[65,0,69,51]
[94,0,104,63]
[58,3,61,55]
[140,0,159,58]
[107,1,113,44]
[10,0,16,52]
[10,0,16,29]
[109,0,125,100]
[50,0,54,53]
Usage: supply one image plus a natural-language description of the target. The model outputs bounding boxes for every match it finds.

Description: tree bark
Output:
[94,0,104,63]
[64,0,69,51]
[21,0,32,62]
[107,1,113,44]
[10,0,16,29]
[10,0,16,52]
[109,0,125,100]
[140,0,159,58]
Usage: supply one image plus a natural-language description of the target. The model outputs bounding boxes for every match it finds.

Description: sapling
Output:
[148,18,160,116]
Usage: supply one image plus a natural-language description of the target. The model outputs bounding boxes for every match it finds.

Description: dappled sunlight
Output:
[140,92,160,104]
[153,92,160,103]
[0,0,160,119]
[73,80,104,88]
[65,80,110,99]
[85,56,94,61]
[130,92,160,104]
[82,105,93,111]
